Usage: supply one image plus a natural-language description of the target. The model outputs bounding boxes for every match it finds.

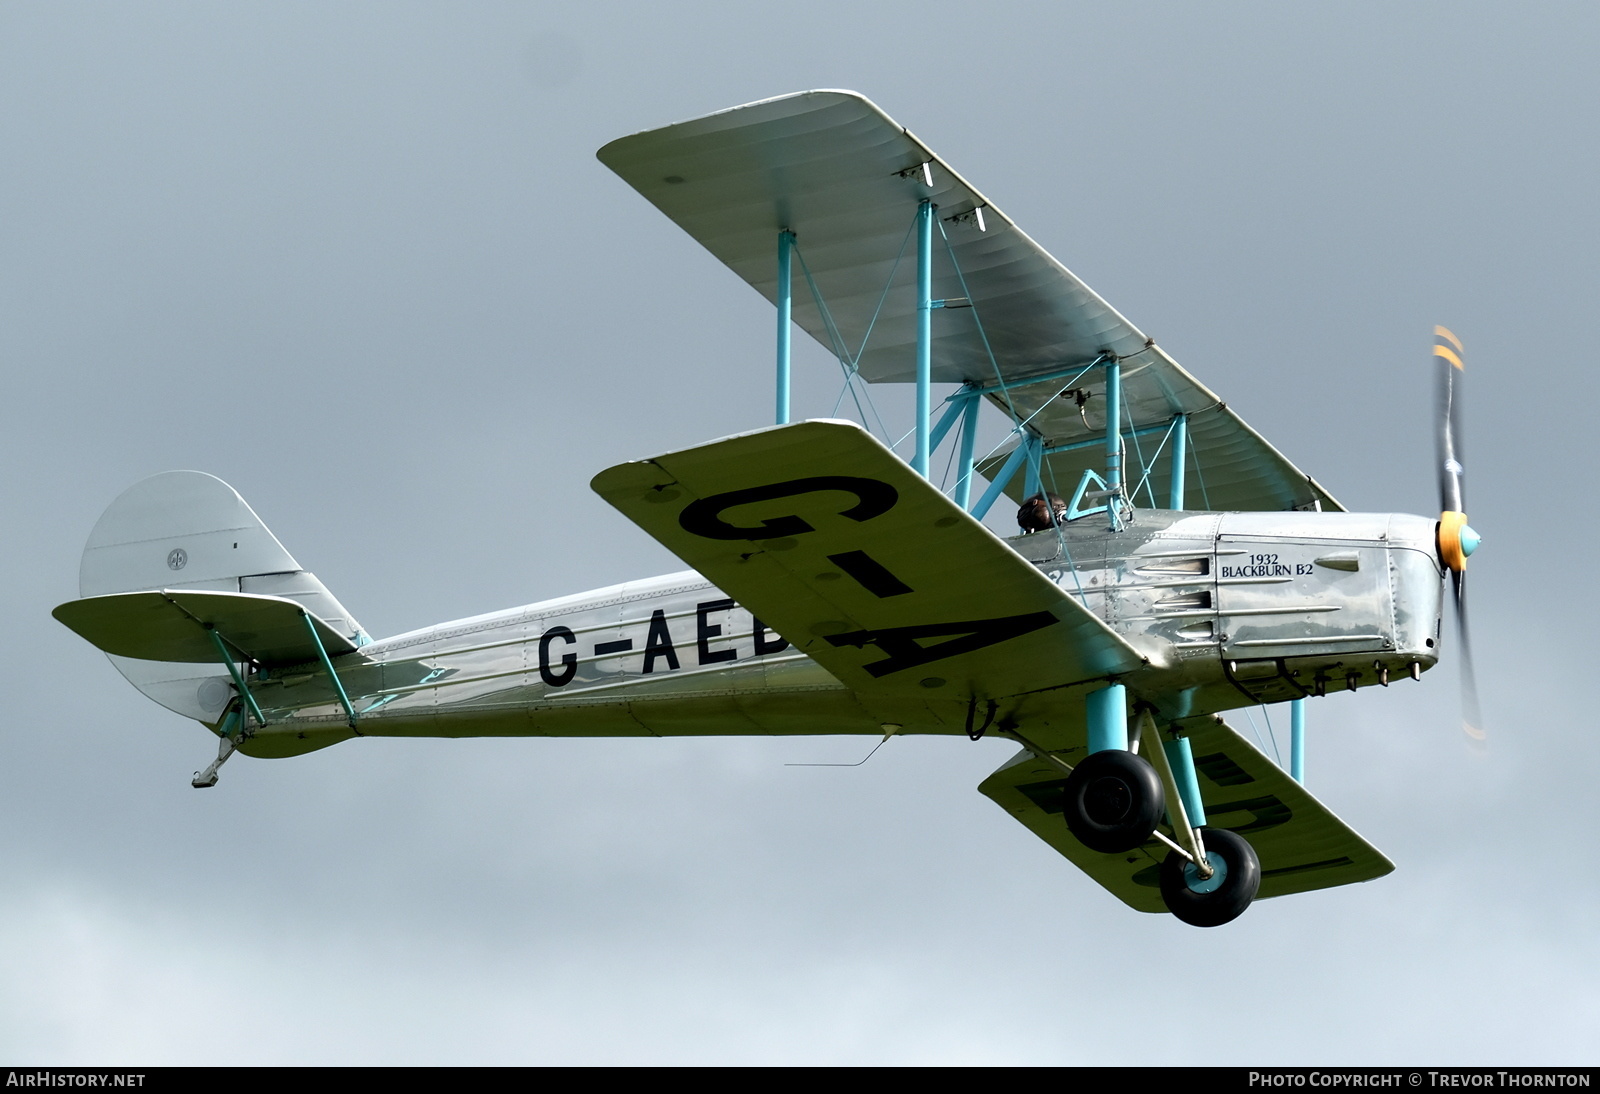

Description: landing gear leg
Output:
[1140,710,1260,926]
[193,707,243,789]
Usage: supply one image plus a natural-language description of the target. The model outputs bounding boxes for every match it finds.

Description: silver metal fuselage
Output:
[237,510,1444,758]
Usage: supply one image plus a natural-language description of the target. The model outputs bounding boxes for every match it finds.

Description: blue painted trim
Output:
[914,201,933,477]
[1104,359,1122,530]
[1086,684,1127,754]
[1290,697,1306,783]
[1163,735,1208,827]
[776,230,794,425]
[1023,433,1042,499]
[954,396,979,511]
[970,438,1029,519]
[1170,413,1188,510]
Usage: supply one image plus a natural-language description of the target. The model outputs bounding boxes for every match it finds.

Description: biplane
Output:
[53,91,1481,927]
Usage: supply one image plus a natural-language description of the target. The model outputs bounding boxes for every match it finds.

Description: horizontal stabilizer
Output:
[980,717,1393,911]
[53,590,359,667]
[592,420,1143,700]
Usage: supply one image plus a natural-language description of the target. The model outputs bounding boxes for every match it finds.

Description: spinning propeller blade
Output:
[1433,327,1483,739]
[1435,326,1467,517]
[1451,570,1484,741]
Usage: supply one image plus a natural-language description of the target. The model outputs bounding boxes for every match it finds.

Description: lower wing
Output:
[980,715,1394,911]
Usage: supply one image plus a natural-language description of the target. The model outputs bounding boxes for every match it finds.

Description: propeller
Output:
[1432,326,1483,739]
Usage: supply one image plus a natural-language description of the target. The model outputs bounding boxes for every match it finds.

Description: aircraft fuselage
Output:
[233,509,1443,759]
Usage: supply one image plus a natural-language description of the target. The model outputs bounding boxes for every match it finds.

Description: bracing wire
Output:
[1127,417,1180,509]
[937,418,962,490]
[1122,396,1161,510]
[1243,705,1283,767]
[926,214,1096,608]
[968,363,1102,470]
[797,247,877,430]
[793,232,914,443]
[1189,425,1214,511]
[935,216,1026,429]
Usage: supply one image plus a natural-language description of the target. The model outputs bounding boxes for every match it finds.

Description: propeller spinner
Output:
[1433,326,1483,739]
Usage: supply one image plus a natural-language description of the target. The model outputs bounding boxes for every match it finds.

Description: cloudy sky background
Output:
[3,1,1596,1064]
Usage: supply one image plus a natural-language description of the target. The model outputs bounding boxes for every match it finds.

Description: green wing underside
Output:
[592,420,1144,700]
[980,718,1394,911]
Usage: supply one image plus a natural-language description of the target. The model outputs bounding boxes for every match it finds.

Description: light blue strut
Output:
[1290,697,1306,783]
[914,199,933,476]
[1087,683,1128,754]
[1170,413,1188,510]
[775,229,794,425]
[1104,357,1122,531]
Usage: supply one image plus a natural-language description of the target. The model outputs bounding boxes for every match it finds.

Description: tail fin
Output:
[72,471,365,723]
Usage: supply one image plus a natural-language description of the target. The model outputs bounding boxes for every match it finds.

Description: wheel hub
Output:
[1084,776,1133,824]
[1183,851,1228,894]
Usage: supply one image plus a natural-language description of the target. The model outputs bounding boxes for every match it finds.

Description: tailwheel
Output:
[1159,828,1261,927]
[1062,749,1165,854]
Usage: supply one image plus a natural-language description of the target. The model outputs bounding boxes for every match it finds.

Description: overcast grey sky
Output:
[3,1,1596,1065]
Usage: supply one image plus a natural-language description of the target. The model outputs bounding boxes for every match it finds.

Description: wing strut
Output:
[914,198,933,476]
[1104,357,1123,530]
[300,610,360,729]
[776,229,793,425]
[1289,696,1306,783]
[207,626,267,728]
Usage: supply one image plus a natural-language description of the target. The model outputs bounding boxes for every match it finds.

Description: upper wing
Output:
[591,420,1143,700]
[599,89,1342,513]
[979,715,1393,911]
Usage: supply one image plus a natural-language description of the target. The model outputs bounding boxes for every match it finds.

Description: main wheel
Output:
[1062,749,1165,854]
[1159,828,1261,927]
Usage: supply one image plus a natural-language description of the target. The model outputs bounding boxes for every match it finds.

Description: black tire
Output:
[1062,749,1166,854]
[1159,828,1261,927]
